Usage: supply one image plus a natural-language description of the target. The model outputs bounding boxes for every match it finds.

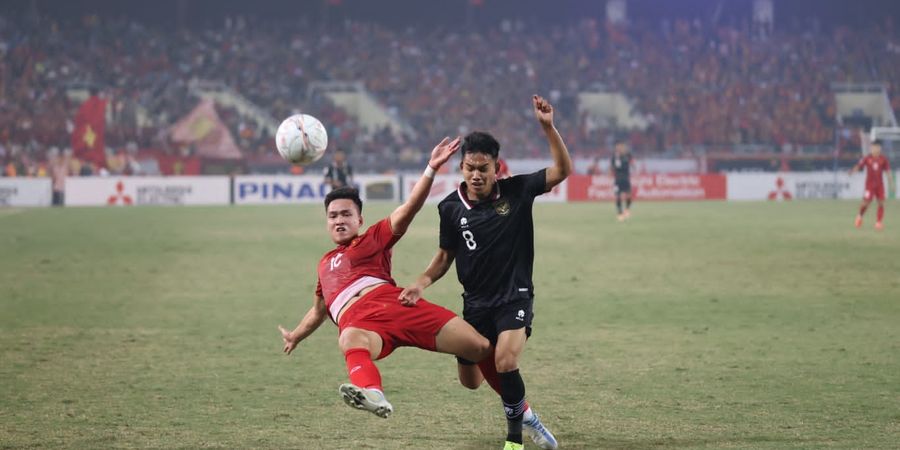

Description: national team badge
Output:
[493,199,510,216]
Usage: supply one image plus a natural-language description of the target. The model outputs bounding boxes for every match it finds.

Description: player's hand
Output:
[428,136,461,170]
[398,284,423,307]
[278,325,299,355]
[533,95,554,128]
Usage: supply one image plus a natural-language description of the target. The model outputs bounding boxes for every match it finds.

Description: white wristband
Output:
[423,165,436,179]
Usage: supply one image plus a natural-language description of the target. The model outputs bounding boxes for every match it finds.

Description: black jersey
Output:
[610,153,631,181]
[324,163,353,188]
[438,169,548,309]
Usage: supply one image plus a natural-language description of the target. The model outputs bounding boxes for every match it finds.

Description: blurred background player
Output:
[278,137,491,419]
[849,140,892,230]
[611,139,633,221]
[323,149,354,189]
[587,156,603,176]
[497,157,511,179]
[400,95,571,450]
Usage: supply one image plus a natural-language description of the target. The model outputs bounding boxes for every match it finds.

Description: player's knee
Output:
[469,336,491,362]
[338,330,368,353]
[495,353,519,373]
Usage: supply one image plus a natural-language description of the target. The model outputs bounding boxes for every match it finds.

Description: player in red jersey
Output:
[277,137,491,418]
[849,140,893,230]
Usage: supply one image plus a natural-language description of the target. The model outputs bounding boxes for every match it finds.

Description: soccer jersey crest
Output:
[493,199,511,216]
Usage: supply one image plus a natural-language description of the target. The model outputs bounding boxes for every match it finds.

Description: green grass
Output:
[1,201,898,449]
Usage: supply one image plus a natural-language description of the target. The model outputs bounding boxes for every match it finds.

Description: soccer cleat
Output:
[855,215,863,228]
[875,221,883,230]
[503,441,524,450]
[524,411,559,449]
[623,209,631,219]
[617,214,626,222]
[339,383,393,418]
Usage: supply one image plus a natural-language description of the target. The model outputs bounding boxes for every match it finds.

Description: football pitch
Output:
[1,201,898,449]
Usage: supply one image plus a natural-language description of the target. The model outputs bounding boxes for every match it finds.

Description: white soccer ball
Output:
[275,113,328,165]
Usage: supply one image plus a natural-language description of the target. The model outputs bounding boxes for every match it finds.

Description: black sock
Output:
[626,197,632,209]
[499,369,526,444]
[616,198,623,213]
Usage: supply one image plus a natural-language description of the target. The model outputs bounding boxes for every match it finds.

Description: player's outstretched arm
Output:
[848,157,865,175]
[389,137,460,235]
[533,95,573,190]
[278,295,327,355]
[399,248,456,306]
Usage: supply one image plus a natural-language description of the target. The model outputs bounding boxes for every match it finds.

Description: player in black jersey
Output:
[611,140,633,221]
[400,95,571,450]
[323,150,354,189]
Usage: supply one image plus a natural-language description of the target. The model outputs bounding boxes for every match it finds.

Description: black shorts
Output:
[456,297,533,365]
[614,179,631,194]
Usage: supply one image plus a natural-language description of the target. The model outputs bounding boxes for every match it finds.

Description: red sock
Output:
[344,348,382,391]
[859,204,869,215]
[477,351,529,411]
[477,351,502,394]
[877,205,884,222]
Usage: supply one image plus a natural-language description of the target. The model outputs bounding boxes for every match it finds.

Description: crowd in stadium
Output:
[1,9,899,175]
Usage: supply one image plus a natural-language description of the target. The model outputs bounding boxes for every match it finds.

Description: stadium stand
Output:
[1,8,899,175]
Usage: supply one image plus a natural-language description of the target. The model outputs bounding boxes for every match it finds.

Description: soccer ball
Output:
[275,113,328,165]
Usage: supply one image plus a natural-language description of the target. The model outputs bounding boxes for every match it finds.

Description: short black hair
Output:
[324,187,362,213]
[461,131,500,160]
[871,139,883,146]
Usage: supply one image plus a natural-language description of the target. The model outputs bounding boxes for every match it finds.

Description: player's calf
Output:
[457,361,485,390]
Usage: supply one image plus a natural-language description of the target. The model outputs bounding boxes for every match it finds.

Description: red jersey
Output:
[855,155,890,187]
[316,218,401,321]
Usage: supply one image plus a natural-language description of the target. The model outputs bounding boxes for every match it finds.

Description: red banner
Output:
[169,99,243,160]
[567,174,727,201]
[71,95,108,167]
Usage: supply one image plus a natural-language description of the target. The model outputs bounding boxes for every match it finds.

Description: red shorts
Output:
[337,284,457,360]
[864,184,885,201]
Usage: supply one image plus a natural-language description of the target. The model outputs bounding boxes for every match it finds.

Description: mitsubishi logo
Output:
[767,177,792,201]
[107,181,133,205]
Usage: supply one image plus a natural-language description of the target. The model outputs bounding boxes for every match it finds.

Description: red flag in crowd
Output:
[71,94,108,167]
[169,98,243,160]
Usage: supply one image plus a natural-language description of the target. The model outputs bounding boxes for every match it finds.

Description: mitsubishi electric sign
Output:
[65,177,230,206]
[726,172,866,201]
